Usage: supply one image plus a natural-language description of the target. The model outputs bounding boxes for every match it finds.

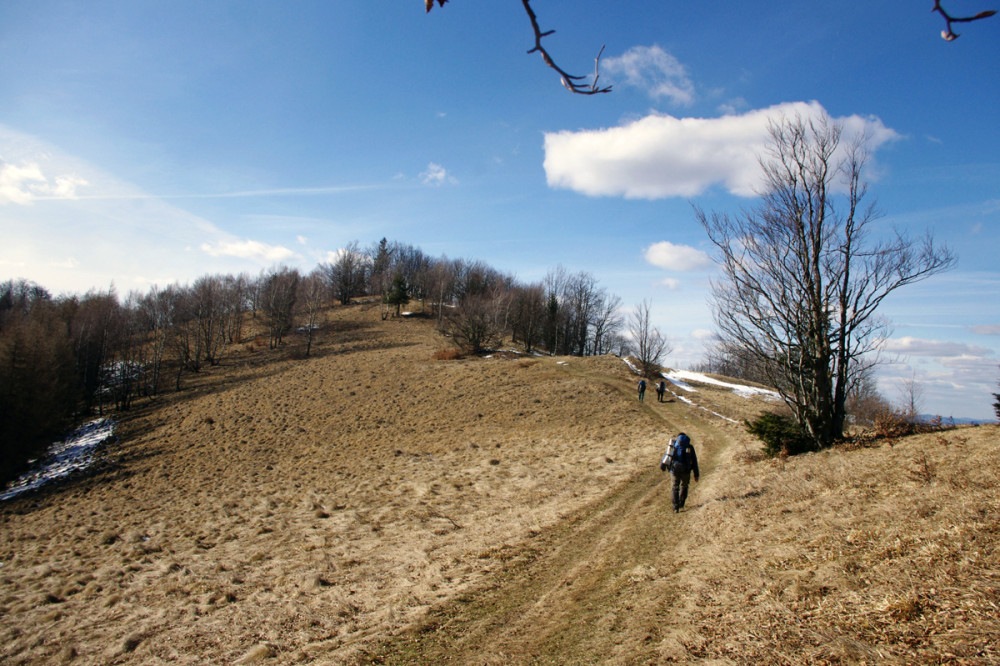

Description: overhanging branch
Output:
[426,0,610,95]
[933,1,997,40]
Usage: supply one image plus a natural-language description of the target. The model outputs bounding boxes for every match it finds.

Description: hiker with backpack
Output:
[656,380,666,402]
[660,433,700,513]
[637,379,647,402]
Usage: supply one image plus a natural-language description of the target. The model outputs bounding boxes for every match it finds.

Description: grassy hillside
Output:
[1,303,996,664]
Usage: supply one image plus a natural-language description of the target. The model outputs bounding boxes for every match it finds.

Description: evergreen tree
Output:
[385,273,410,317]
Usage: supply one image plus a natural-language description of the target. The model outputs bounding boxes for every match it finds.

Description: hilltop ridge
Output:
[1,303,997,664]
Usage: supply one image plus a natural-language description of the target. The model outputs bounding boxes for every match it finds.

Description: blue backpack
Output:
[661,434,691,473]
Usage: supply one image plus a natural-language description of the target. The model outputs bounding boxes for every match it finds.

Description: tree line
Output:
[1,241,651,486]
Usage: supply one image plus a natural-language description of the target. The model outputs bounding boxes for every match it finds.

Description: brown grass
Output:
[1,304,996,665]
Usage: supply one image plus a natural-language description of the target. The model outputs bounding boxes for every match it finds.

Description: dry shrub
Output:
[432,348,464,361]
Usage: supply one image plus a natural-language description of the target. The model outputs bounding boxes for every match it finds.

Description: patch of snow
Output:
[663,375,697,392]
[666,370,780,400]
[1,418,115,502]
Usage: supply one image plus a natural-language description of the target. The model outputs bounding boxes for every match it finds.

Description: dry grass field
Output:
[1,302,997,665]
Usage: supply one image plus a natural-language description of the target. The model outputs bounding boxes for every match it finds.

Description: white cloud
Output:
[692,329,716,340]
[658,277,681,289]
[971,323,1000,335]
[200,239,297,263]
[644,241,712,271]
[602,45,695,105]
[421,162,455,186]
[0,126,319,294]
[0,160,88,205]
[542,101,899,200]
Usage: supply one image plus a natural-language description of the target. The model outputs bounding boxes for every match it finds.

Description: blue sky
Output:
[1,1,998,419]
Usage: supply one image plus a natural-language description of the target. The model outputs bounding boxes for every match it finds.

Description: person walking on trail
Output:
[637,379,647,402]
[656,380,666,402]
[660,432,699,513]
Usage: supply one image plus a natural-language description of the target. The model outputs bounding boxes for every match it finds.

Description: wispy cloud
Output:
[881,336,993,357]
[200,239,298,263]
[602,45,695,106]
[420,162,456,186]
[543,101,900,200]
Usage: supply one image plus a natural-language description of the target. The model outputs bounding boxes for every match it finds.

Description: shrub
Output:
[745,412,814,457]
[432,348,464,361]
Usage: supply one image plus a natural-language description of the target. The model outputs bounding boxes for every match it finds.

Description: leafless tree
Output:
[139,284,177,396]
[509,282,547,353]
[897,371,926,422]
[446,293,506,354]
[324,240,366,306]
[260,267,300,349]
[587,288,623,356]
[697,114,955,448]
[629,299,671,378]
[298,268,327,357]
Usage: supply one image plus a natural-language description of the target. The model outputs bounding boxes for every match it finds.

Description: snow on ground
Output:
[1,418,115,502]
[621,358,779,424]
[666,370,780,400]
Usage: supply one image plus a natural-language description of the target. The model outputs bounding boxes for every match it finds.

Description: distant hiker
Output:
[656,380,666,402]
[660,432,700,513]
[638,379,647,402]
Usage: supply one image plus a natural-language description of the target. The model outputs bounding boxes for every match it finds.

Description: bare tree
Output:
[260,267,300,349]
[697,114,955,448]
[447,294,506,354]
[897,371,926,422]
[629,300,671,378]
[324,240,366,306]
[298,268,327,357]
[588,288,623,356]
[509,282,547,353]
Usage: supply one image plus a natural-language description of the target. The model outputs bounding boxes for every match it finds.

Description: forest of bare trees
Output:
[1,243,631,485]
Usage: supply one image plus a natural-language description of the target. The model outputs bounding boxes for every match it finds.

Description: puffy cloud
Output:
[602,45,695,105]
[200,239,298,263]
[543,101,899,200]
[644,241,712,271]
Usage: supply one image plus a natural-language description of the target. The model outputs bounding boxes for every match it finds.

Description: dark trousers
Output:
[672,470,691,510]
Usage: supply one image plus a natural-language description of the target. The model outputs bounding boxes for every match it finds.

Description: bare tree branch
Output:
[933,1,996,40]
[520,0,611,95]
[427,0,610,95]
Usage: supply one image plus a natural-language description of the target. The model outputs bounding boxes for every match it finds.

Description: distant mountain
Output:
[918,414,996,426]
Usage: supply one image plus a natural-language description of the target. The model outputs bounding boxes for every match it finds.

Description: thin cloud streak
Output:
[33,184,382,201]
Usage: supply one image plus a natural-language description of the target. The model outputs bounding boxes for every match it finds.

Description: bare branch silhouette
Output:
[519,0,611,95]
[429,2,994,92]
[933,1,996,40]
[426,0,610,95]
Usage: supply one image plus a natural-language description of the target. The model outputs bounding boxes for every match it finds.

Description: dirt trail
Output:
[357,366,741,665]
